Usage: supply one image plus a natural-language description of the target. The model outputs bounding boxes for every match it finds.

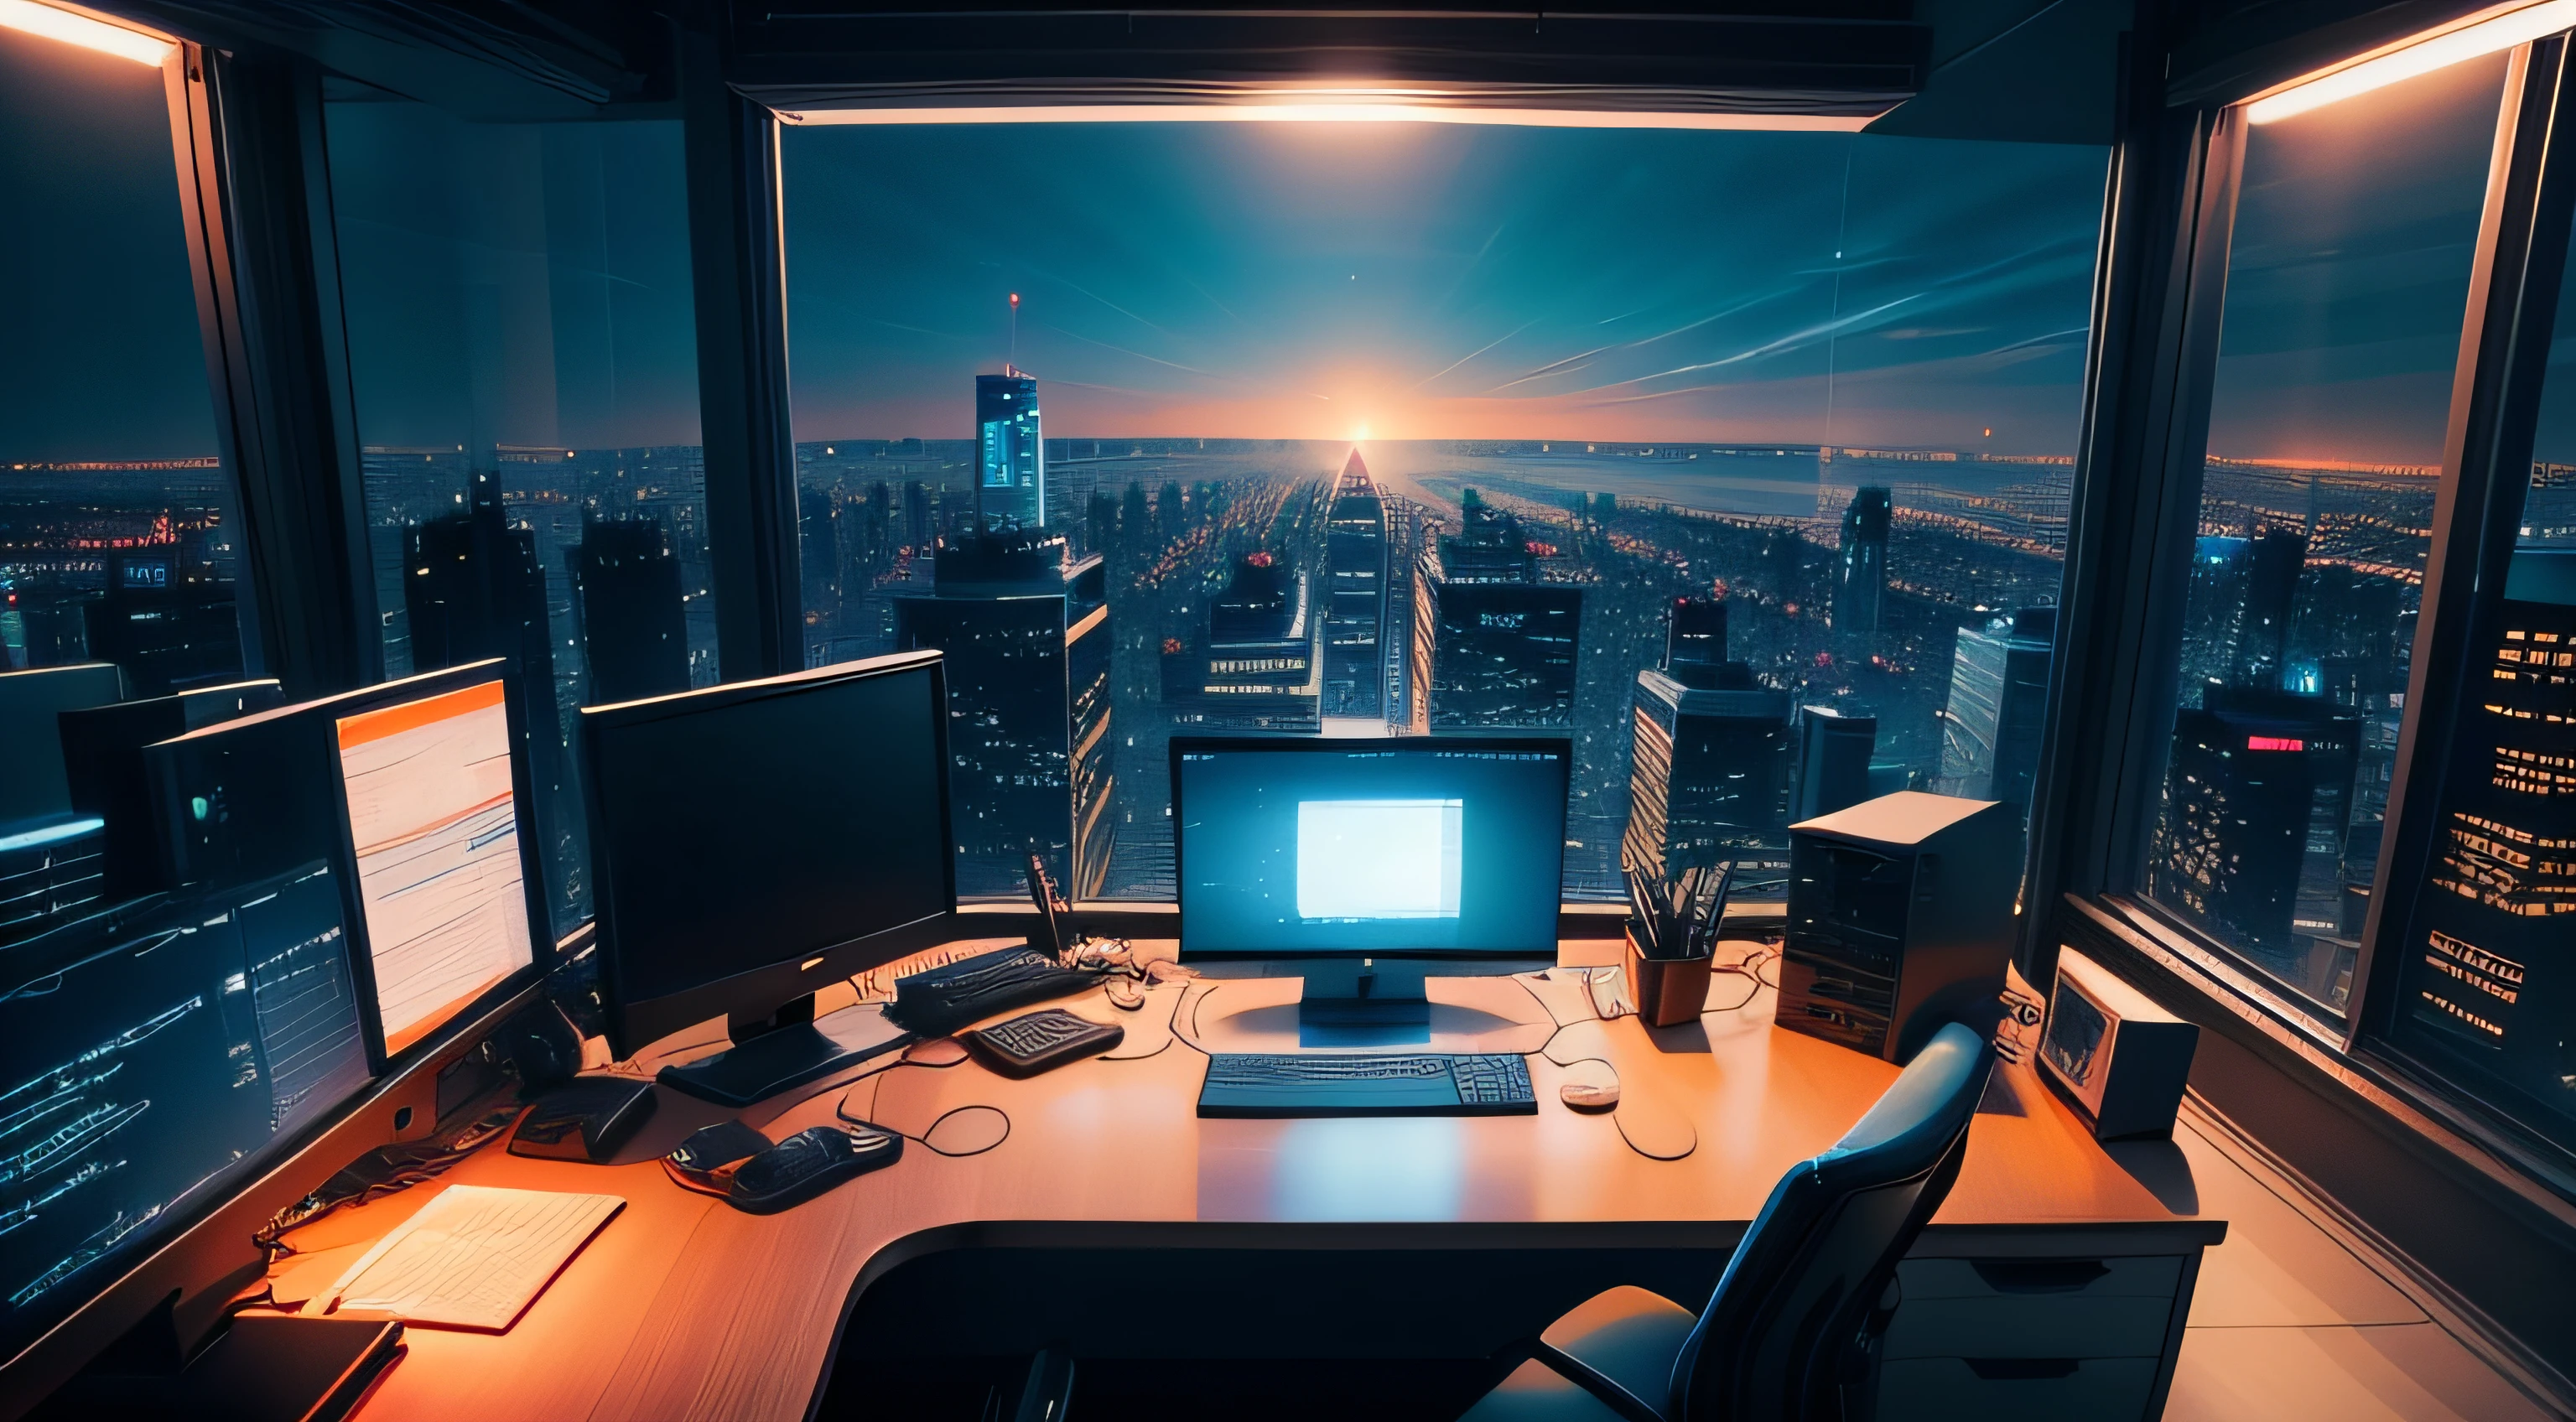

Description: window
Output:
[2378,173,2576,1146]
[780,118,2105,902]
[0,23,244,695]
[2142,54,2509,1017]
[325,89,711,935]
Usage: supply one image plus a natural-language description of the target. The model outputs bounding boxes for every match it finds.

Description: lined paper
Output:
[322,1185,623,1331]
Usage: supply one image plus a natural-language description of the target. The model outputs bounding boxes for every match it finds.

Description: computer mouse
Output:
[1560,1080,1620,1112]
[725,1124,902,1215]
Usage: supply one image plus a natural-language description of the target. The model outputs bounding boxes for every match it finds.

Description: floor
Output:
[2158,1106,2566,1422]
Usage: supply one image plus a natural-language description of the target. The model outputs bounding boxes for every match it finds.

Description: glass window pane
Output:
[2146,54,2508,1015]
[0,29,246,698]
[2379,167,2576,1145]
[325,91,710,936]
[783,122,2104,904]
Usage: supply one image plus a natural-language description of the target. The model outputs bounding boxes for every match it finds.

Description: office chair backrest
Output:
[1669,1021,1993,1421]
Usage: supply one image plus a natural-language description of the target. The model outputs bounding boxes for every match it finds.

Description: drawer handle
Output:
[1965,1357,2081,1382]
[1969,1259,2111,1294]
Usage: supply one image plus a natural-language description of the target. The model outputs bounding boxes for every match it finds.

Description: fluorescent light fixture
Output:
[781,100,1873,132]
[0,0,173,65]
[2246,0,2576,123]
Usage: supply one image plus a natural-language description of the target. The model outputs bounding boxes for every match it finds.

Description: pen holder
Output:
[1624,928,1712,1028]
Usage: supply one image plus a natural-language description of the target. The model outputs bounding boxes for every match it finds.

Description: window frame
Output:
[2042,17,2576,1191]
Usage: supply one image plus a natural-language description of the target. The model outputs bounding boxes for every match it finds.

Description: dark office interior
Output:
[4,0,2576,1418]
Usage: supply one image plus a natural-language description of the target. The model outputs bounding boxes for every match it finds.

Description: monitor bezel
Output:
[579,649,958,1059]
[144,658,557,1074]
[1168,733,1574,961]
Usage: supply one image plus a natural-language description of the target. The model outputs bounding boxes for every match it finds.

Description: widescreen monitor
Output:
[0,862,370,1364]
[1171,737,1571,960]
[580,651,953,1101]
[146,661,551,1068]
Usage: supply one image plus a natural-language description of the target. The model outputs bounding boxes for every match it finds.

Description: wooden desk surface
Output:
[263,940,2224,1422]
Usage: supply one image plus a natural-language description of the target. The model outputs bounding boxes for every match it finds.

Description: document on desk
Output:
[320,1184,625,1331]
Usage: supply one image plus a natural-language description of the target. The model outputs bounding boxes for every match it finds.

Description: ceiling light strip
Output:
[2246,0,2576,122]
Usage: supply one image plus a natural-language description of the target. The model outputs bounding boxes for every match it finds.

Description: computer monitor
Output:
[1171,736,1570,1030]
[146,661,553,1069]
[580,650,953,1105]
[329,676,542,1061]
[0,662,123,829]
[59,679,282,902]
[0,862,371,1364]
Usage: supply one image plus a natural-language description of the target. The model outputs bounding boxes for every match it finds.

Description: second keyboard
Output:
[1197,1052,1537,1118]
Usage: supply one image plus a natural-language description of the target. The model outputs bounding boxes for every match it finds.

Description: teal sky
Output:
[781,122,2111,454]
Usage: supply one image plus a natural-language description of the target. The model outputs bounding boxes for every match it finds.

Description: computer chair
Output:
[1459,1021,1995,1422]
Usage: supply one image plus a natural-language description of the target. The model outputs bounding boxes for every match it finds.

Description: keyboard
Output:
[1197,1053,1537,1118]
[965,1008,1123,1076]
[887,946,1096,1037]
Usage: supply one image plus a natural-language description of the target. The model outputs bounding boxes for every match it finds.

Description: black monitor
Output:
[1171,736,1570,1033]
[580,651,953,1105]
[0,861,371,1365]
[59,679,282,903]
[0,662,123,829]
[146,662,553,1070]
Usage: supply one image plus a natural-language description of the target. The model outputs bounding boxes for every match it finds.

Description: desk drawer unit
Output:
[1878,1255,2184,1422]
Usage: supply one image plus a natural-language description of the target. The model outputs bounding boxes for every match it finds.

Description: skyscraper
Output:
[80,552,240,698]
[1833,486,1892,655]
[2151,683,2361,989]
[1322,449,1388,720]
[403,470,575,923]
[566,514,688,708]
[1793,704,1878,823]
[895,526,1114,899]
[2407,548,2576,1064]
[1625,657,1792,885]
[1410,490,1582,729]
[974,371,1044,531]
[1166,553,1319,732]
[799,485,843,648]
[1665,596,1729,688]
[1939,607,2055,812]
[2235,526,2307,688]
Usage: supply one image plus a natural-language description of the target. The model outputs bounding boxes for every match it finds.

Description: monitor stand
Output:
[657,994,911,1108]
[1294,959,1435,1048]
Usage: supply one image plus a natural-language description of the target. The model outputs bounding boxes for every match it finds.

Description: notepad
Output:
[320,1185,625,1331]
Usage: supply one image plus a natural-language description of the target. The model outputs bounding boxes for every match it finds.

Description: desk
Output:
[254,939,2225,1422]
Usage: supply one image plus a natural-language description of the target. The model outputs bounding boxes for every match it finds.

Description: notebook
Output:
[319,1185,625,1332]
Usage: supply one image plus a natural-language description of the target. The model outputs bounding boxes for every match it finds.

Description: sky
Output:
[782,122,2112,454]
[0,28,219,463]
[10,23,2547,472]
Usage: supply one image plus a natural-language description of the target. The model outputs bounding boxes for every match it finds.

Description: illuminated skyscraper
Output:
[2406,549,2576,1065]
[1408,491,1581,729]
[1625,657,1792,885]
[1322,450,1388,719]
[895,527,1114,899]
[974,371,1044,532]
[2151,684,2360,989]
[1167,553,1318,732]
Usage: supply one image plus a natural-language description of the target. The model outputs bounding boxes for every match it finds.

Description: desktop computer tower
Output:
[1777,791,2017,1063]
